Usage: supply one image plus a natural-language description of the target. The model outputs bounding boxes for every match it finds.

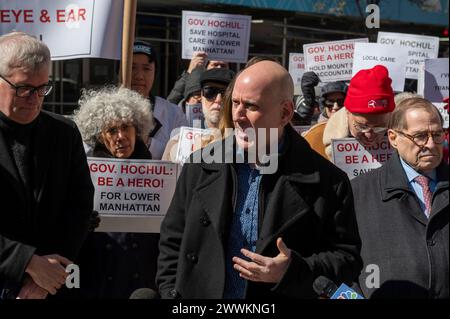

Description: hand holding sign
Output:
[188,51,208,73]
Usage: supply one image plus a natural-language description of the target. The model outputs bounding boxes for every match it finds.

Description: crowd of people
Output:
[0,31,448,300]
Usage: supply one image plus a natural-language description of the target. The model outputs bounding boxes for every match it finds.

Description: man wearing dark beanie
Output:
[316,65,395,161]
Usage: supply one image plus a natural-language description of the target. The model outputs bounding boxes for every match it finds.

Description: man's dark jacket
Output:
[157,125,362,299]
[0,111,94,298]
[352,152,449,299]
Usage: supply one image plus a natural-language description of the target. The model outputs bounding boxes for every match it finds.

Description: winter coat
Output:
[157,125,362,299]
[351,152,449,298]
[0,111,94,299]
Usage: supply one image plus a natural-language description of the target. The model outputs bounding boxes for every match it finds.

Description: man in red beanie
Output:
[312,65,395,161]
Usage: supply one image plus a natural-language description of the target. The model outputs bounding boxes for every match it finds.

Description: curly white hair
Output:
[74,86,154,147]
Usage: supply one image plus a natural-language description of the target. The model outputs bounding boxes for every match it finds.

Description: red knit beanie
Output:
[345,65,395,114]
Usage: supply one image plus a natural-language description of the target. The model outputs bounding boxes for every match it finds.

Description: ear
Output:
[387,129,398,149]
[280,100,294,126]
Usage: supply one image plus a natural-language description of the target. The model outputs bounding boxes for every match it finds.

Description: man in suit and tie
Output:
[0,32,94,299]
[352,97,448,298]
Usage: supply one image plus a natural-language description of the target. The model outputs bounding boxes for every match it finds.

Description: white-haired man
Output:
[0,32,94,299]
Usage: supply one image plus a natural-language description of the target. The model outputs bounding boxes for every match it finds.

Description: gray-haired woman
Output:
[74,86,159,298]
[75,86,154,159]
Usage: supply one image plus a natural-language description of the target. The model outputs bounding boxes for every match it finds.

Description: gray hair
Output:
[0,31,51,76]
[394,92,421,106]
[74,86,154,147]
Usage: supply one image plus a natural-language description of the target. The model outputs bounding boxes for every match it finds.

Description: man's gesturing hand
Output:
[16,276,48,299]
[233,237,291,283]
[25,254,72,295]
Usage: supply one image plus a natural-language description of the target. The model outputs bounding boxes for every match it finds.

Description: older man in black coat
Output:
[0,32,94,299]
[352,97,448,298]
[157,61,362,299]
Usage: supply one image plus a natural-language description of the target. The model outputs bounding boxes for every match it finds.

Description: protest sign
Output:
[303,38,368,82]
[422,58,449,103]
[88,158,179,233]
[377,32,439,79]
[352,43,408,92]
[0,0,122,60]
[181,10,251,63]
[186,103,205,127]
[289,53,305,91]
[175,126,214,163]
[332,137,394,180]
[434,103,449,129]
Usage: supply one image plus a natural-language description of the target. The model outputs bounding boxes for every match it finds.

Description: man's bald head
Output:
[236,61,294,103]
[232,60,294,154]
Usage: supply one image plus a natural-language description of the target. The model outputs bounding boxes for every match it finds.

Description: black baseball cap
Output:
[200,68,234,88]
[133,40,155,63]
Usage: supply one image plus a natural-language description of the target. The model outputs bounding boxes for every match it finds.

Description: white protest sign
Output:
[175,126,214,163]
[434,103,449,129]
[88,158,179,233]
[0,0,122,60]
[303,38,368,82]
[332,137,394,180]
[288,53,305,90]
[423,58,449,103]
[352,43,408,92]
[186,104,205,127]
[377,32,439,79]
[293,125,311,136]
[181,10,251,63]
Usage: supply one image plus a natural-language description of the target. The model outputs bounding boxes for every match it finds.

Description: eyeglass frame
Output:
[0,74,53,98]
[201,86,226,101]
[352,121,388,134]
[394,129,445,147]
[324,98,345,108]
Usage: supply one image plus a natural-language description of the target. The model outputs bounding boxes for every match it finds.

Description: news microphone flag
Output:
[330,284,364,299]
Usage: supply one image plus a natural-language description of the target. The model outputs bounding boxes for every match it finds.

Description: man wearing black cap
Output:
[199,68,234,129]
[132,40,188,159]
[161,68,234,162]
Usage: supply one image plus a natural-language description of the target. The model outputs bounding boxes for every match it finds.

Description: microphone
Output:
[129,288,160,299]
[313,276,364,299]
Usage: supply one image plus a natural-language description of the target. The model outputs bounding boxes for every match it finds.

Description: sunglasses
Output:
[202,86,226,101]
[324,98,345,108]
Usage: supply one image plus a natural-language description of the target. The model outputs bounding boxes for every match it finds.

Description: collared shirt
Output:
[400,157,437,216]
[223,163,262,299]
[223,131,286,299]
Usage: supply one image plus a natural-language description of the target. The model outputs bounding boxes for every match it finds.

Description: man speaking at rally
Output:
[0,32,94,299]
[157,60,361,299]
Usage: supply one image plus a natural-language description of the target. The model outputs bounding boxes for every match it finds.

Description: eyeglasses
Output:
[202,86,226,101]
[104,123,134,137]
[395,130,445,147]
[324,98,345,108]
[0,74,53,98]
[352,122,387,134]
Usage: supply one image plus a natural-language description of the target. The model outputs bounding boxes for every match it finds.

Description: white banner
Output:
[185,103,205,127]
[0,0,122,60]
[175,126,213,163]
[332,137,394,180]
[434,103,449,129]
[288,53,305,90]
[88,158,179,233]
[352,43,408,92]
[303,38,368,82]
[377,32,439,79]
[423,58,449,103]
[181,10,251,63]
